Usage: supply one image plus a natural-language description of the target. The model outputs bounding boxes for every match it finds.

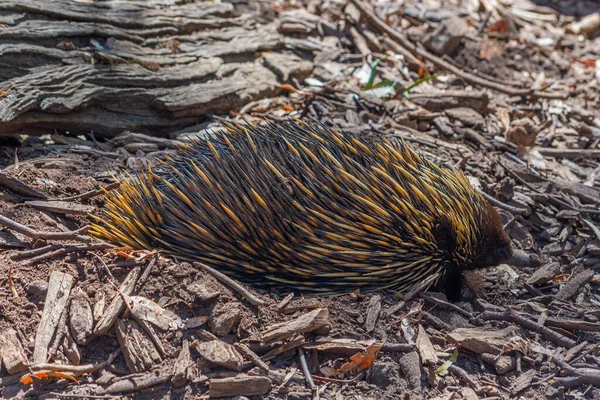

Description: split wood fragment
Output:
[209,375,272,398]
[33,271,75,363]
[94,267,141,335]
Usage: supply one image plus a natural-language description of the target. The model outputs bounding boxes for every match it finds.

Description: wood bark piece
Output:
[0,171,46,199]
[262,52,313,82]
[481,353,515,374]
[25,200,95,215]
[0,1,234,32]
[526,262,561,285]
[195,340,243,372]
[408,90,489,113]
[171,340,192,387]
[33,271,75,363]
[116,319,162,373]
[416,324,438,366]
[364,295,381,333]
[510,368,536,395]
[0,2,283,138]
[0,328,29,374]
[94,267,141,335]
[209,375,272,398]
[446,326,519,355]
[260,308,331,344]
[234,343,269,372]
[69,291,94,345]
[554,269,595,302]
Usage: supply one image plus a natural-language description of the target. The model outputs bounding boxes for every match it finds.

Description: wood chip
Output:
[130,295,183,331]
[25,200,95,215]
[0,328,29,374]
[510,368,536,395]
[116,318,162,373]
[94,267,141,335]
[481,353,515,374]
[183,316,209,330]
[0,171,46,199]
[195,340,244,371]
[69,291,94,345]
[260,308,330,344]
[416,324,438,366]
[446,327,519,355]
[33,271,75,363]
[526,262,561,285]
[555,269,595,302]
[234,343,269,372]
[364,295,381,333]
[209,375,272,398]
[171,339,192,387]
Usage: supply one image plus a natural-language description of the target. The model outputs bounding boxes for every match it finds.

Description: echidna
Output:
[90,119,512,300]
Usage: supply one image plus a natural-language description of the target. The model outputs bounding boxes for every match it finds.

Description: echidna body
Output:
[90,120,512,300]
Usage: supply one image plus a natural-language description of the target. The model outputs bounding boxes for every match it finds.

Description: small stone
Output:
[423,16,469,55]
[587,240,600,256]
[188,281,221,302]
[542,241,574,256]
[69,291,94,345]
[370,362,400,388]
[398,351,422,390]
[0,328,29,374]
[445,107,485,127]
[209,302,242,336]
[25,280,48,297]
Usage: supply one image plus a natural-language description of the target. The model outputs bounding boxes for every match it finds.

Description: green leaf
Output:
[435,347,458,376]
[402,74,441,98]
[372,79,404,90]
[363,59,381,90]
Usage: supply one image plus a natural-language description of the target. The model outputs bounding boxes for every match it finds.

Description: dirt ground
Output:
[0,0,600,399]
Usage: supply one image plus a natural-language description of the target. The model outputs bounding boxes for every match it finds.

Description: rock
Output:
[423,16,469,55]
[188,281,221,302]
[398,351,422,390]
[587,240,600,256]
[445,107,485,127]
[69,291,94,345]
[209,302,242,336]
[0,328,29,374]
[25,280,48,297]
[370,362,400,388]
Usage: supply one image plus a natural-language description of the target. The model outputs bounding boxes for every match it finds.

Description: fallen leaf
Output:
[479,40,505,61]
[21,372,79,385]
[337,343,383,375]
